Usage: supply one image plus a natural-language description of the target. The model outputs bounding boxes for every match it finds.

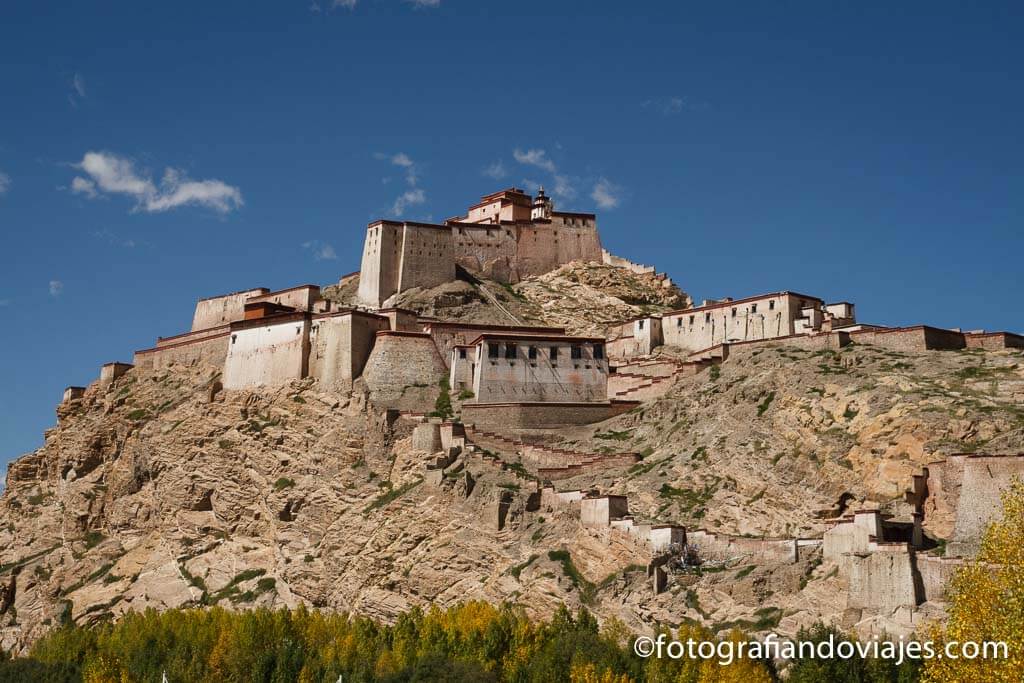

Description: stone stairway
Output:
[464,425,639,480]
[607,356,711,400]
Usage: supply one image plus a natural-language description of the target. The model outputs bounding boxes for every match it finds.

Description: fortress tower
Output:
[356,188,603,307]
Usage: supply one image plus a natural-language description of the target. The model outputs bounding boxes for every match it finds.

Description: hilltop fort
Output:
[1,187,1023,651]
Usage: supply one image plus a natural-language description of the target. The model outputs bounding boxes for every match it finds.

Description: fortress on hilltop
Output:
[101,185,1022,420]
[356,187,606,306]
[34,184,1024,645]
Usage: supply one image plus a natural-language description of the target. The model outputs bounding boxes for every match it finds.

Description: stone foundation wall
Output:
[223,315,311,390]
[362,332,448,410]
[686,530,801,563]
[134,332,230,371]
[845,544,919,613]
[916,554,965,603]
[949,455,1024,557]
[849,326,966,352]
[965,331,1024,350]
[461,400,639,430]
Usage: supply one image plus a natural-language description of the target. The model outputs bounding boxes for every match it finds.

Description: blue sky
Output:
[1,1,1022,465]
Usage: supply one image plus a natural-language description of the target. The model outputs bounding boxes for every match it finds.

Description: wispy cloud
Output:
[641,95,708,116]
[49,280,63,297]
[315,0,437,12]
[92,228,139,249]
[591,178,621,210]
[482,161,507,180]
[71,176,97,198]
[513,148,556,173]
[302,240,338,261]
[0,171,9,196]
[553,174,576,200]
[391,188,425,214]
[68,151,243,215]
[377,151,426,216]
[68,72,87,108]
[0,299,9,307]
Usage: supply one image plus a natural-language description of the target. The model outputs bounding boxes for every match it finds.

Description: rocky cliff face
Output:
[1,265,1022,653]
[323,262,691,335]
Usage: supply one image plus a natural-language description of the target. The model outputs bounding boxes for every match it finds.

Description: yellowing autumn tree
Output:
[922,477,1024,683]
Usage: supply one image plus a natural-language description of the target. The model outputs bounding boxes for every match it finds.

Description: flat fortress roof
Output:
[423,321,565,333]
[249,284,321,299]
[195,287,269,303]
[468,332,606,345]
[366,219,451,231]
[662,290,826,317]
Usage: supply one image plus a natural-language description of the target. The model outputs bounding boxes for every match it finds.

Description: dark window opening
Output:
[550,346,559,361]
[638,320,645,330]
[528,346,538,360]
[769,300,775,310]
[731,308,737,318]
[705,313,711,322]
[571,345,582,360]
[594,345,605,359]
[488,343,499,359]
[458,349,467,359]
[751,304,757,313]
[504,343,517,359]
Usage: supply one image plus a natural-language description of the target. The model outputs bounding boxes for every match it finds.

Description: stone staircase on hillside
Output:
[607,356,712,400]
[464,425,639,480]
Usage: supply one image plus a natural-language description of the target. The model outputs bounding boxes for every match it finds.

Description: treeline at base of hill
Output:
[0,602,928,683]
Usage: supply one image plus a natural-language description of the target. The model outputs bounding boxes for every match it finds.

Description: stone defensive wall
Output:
[461,400,640,430]
[686,529,820,564]
[190,287,270,332]
[308,310,391,392]
[964,330,1024,350]
[223,312,312,390]
[923,454,1024,557]
[361,331,449,411]
[539,488,686,554]
[847,325,966,352]
[133,329,230,371]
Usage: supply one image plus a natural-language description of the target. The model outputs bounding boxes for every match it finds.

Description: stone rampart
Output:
[461,400,639,430]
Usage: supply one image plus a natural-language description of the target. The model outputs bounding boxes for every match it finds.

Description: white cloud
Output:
[378,151,425,215]
[408,0,440,6]
[391,153,413,168]
[69,151,243,214]
[513,148,556,173]
[591,178,621,210]
[553,174,576,200]
[391,188,425,214]
[73,73,86,98]
[71,176,97,198]
[68,73,87,108]
[641,95,708,116]
[49,280,63,297]
[302,240,338,261]
[332,0,357,7]
[482,161,507,179]
[0,171,9,195]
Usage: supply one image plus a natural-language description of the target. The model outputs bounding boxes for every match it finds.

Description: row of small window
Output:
[479,343,604,361]
[642,300,779,329]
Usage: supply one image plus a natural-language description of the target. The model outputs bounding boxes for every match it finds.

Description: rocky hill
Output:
[324,262,691,335]
[1,264,1022,654]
